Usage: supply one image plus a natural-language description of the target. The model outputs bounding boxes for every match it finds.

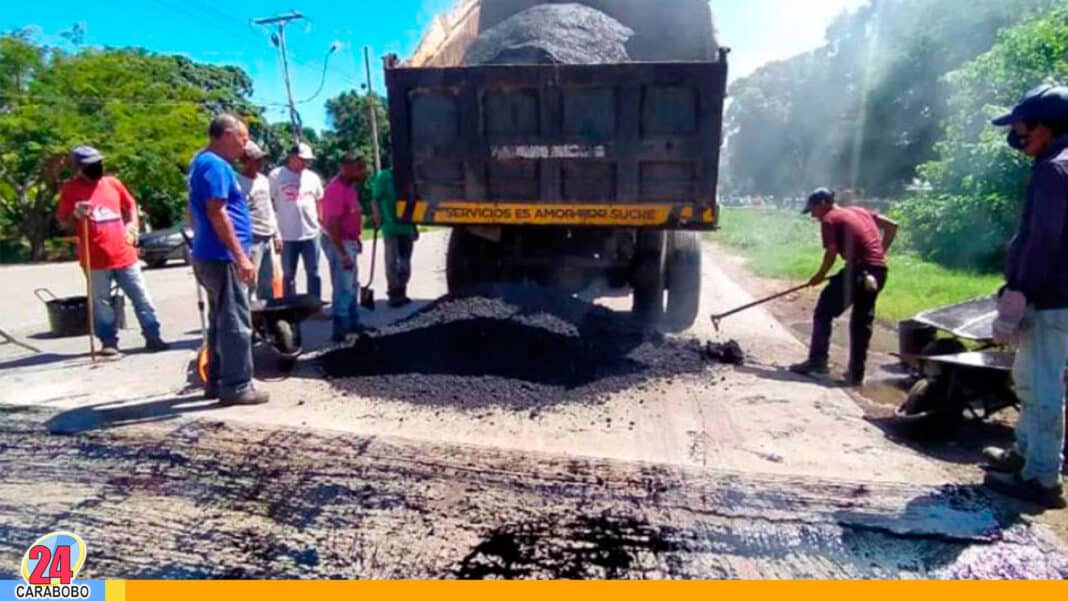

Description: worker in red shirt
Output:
[56,146,169,357]
[789,188,898,386]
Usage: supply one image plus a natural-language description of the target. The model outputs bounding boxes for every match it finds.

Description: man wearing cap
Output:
[270,142,325,300]
[56,145,169,356]
[789,188,897,386]
[981,85,1068,508]
[237,140,281,301]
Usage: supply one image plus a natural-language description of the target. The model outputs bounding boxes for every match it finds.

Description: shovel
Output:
[709,283,811,332]
[360,228,379,311]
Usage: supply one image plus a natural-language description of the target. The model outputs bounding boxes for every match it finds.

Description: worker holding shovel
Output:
[56,145,169,357]
[788,188,897,387]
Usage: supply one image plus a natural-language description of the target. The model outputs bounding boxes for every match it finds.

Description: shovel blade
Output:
[360,287,376,311]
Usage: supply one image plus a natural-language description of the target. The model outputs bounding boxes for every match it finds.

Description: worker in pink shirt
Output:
[321,153,369,342]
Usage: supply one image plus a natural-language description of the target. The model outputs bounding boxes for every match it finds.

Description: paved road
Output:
[0,232,1065,579]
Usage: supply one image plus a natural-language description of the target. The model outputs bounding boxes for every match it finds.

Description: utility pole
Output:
[363,46,382,172]
[253,12,305,145]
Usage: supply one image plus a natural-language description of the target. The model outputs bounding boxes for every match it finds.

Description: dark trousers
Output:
[384,235,415,298]
[808,265,888,377]
[194,260,254,397]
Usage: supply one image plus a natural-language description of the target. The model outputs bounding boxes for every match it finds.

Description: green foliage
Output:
[895,6,1068,270]
[723,0,1055,198]
[0,34,263,259]
[890,193,1018,270]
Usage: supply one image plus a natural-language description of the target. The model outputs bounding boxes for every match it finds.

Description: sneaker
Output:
[331,331,348,344]
[98,345,122,358]
[219,388,270,406]
[145,337,170,353]
[983,471,1067,509]
[789,359,829,376]
[982,447,1025,474]
[388,296,412,308]
[203,388,219,401]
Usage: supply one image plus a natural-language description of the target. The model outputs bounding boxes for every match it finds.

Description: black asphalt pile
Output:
[320,284,708,409]
[464,3,633,66]
[702,340,745,366]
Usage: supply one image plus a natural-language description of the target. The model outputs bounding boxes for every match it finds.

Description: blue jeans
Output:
[90,265,161,346]
[193,260,253,397]
[323,236,361,336]
[1012,308,1068,487]
[281,239,322,299]
[247,235,276,301]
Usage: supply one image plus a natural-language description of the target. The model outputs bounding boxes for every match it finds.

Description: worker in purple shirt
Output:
[983,85,1068,508]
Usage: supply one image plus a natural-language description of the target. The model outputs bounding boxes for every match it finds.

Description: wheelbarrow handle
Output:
[33,288,58,303]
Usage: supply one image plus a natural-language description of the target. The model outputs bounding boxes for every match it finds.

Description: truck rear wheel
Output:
[631,231,666,326]
[663,232,702,332]
[446,228,499,294]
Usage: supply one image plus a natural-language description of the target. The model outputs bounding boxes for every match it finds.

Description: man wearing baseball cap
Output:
[270,142,325,300]
[56,145,169,356]
[789,187,897,387]
[982,84,1068,508]
[237,140,281,301]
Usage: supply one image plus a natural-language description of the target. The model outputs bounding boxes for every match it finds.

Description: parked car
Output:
[139,223,192,269]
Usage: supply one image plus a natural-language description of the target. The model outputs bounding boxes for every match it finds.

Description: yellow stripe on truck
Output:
[400,201,680,226]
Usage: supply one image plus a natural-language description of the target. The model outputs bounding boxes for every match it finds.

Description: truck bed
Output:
[385,58,728,230]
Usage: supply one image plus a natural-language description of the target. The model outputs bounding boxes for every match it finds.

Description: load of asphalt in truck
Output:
[319,284,709,410]
[384,0,725,333]
[464,3,633,65]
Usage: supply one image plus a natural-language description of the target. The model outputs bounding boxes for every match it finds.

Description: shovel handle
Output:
[709,283,811,327]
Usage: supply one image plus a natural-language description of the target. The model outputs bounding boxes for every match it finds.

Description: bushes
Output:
[892,194,1019,272]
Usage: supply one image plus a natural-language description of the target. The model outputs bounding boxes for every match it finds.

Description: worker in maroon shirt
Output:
[789,188,899,386]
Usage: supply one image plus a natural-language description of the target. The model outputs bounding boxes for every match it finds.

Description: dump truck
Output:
[384,0,727,330]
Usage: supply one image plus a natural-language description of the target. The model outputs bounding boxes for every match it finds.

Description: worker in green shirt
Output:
[371,157,418,307]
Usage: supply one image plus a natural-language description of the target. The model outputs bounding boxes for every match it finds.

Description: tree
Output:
[895,6,1068,270]
[323,90,390,174]
[0,36,264,259]
[722,0,1056,199]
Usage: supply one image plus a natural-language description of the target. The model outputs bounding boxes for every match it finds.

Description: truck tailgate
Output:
[385,60,727,230]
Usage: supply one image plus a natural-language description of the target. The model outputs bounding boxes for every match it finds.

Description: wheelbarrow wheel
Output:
[894,377,965,440]
[271,320,300,373]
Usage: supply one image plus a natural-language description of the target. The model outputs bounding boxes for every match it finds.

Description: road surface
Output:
[0,232,1065,579]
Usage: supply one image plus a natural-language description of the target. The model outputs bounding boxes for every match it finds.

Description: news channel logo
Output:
[1,532,105,601]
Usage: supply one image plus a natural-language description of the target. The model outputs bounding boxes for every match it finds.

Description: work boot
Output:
[789,359,829,377]
[219,388,270,406]
[145,337,170,353]
[841,371,865,388]
[982,446,1025,474]
[388,288,411,308]
[983,471,1066,509]
[98,344,121,358]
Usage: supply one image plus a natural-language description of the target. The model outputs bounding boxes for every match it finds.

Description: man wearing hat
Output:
[56,145,169,357]
[237,140,280,301]
[270,142,325,300]
[982,85,1068,508]
[789,187,897,386]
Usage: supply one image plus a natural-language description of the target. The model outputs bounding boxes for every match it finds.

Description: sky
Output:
[3,0,867,131]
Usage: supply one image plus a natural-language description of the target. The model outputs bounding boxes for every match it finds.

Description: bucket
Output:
[34,288,127,338]
[898,319,937,369]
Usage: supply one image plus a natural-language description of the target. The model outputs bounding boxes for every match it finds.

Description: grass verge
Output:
[713,208,1003,324]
